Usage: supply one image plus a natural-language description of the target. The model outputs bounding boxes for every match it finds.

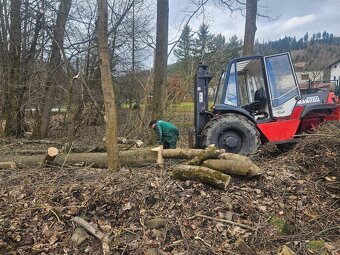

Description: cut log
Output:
[203,157,263,177]
[151,146,164,165]
[44,147,59,164]
[0,148,158,168]
[188,146,225,165]
[172,164,231,190]
[162,148,224,160]
[219,153,263,176]
[0,162,16,169]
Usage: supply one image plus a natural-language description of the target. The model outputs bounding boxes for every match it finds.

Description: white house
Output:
[328,59,340,81]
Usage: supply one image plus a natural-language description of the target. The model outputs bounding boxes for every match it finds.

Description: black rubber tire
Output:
[201,113,261,155]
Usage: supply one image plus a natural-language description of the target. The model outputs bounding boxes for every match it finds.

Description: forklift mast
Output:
[194,64,212,148]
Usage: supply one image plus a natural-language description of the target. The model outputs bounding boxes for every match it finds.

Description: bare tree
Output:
[243,0,257,56]
[4,0,22,137]
[187,0,271,57]
[97,0,119,171]
[31,0,72,139]
[151,0,169,121]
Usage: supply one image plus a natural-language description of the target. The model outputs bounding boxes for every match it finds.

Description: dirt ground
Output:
[0,111,339,255]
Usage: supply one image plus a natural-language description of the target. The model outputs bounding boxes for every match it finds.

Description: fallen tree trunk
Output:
[0,147,262,176]
[21,140,64,146]
[68,144,138,153]
[172,164,231,190]
[0,148,158,168]
[202,153,263,177]
[162,148,224,160]
[1,149,47,155]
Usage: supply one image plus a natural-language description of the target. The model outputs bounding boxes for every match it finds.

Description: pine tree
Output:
[174,24,194,62]
[193,22,213,62]
[329,33,334,43]
[227,35,242,58]
[209,33,226,53]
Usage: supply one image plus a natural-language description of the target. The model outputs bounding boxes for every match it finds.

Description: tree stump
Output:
[43,147,59,164]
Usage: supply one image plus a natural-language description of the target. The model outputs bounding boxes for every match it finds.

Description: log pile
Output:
[0,143,263,190]
[168,146,263,190]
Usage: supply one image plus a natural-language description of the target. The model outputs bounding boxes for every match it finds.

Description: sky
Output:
[168,0,340,42]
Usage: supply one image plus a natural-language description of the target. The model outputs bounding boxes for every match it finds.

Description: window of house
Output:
[335,65,337,68]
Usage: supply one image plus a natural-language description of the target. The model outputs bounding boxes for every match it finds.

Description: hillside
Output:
[291,43,340,71]
[256,32,340,71]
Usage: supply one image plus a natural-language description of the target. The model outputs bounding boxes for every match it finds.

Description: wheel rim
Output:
[218,129,244,153]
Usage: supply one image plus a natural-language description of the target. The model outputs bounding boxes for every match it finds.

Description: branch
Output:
[190,213,256,231]
[168,0,209,57]
[71,217,110,255]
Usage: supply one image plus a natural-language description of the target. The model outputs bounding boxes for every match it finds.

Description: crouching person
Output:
[149,120,179,149]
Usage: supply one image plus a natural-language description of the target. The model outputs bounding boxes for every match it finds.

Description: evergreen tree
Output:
[303,32,309,47]
[322,30,327,41]
[193,22,213,62]
[227,35,242,58]
[311,33,316,45]
[209,33,226,52]
[316,32,321,41]
[174,24,194,62]
[303,32,309,43]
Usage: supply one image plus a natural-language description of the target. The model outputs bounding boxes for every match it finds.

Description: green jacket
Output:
[155,120,179,144]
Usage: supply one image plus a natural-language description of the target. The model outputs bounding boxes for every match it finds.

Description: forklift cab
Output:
[214,53,300,121]
[194,52,339,152]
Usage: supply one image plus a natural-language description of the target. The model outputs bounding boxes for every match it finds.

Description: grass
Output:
[168,102,194,112]
[120,102,195,112]
[168,101,215,112]
[120,101,214,113]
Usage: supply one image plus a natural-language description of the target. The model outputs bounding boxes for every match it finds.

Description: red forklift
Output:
[194,52,340,154]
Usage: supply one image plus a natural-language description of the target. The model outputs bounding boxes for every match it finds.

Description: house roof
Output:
[327,59,340,69]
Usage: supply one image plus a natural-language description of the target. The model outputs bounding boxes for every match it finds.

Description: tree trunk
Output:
[151,0,169,120]
[172,164,231,190]
[65,76,84,151]
[4,0,22,137]
[243,0,257,56]
[97,0,119,171]
[0,1,6,110]
[31,0,72,139]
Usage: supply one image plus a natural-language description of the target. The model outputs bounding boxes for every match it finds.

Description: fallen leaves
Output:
[1,122,339,254]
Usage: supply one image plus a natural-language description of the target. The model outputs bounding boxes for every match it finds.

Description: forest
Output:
[0,0,339,254]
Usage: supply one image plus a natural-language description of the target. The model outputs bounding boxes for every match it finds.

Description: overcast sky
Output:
[168,0,340,42]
